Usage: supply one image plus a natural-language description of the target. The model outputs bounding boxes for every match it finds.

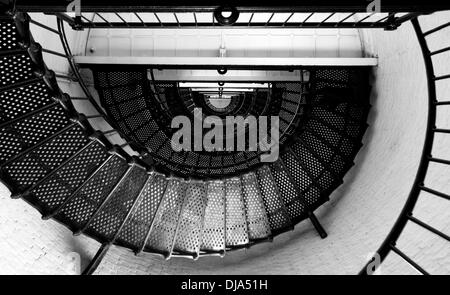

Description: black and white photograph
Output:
[0,0,448,280]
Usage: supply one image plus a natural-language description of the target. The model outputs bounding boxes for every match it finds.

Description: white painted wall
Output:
[0,12,449,275]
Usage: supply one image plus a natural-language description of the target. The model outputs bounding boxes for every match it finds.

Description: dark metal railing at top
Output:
[360,16,450,275]
[50,11,420,30]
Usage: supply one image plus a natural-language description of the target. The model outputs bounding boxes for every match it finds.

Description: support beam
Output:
[81,243,111,275]
[308,212,328,239]
[75,56,378,69]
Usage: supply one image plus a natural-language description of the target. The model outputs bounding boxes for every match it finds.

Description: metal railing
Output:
[51,11,418,30]
[360,15,450,275]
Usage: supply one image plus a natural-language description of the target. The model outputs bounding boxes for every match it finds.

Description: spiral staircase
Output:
[0,3,449,275]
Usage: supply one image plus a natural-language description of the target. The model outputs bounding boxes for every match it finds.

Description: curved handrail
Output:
[55,17,152,159]
[360,16,449,275]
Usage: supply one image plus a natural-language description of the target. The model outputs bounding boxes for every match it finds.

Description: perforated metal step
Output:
[145,178,187,257]
[200,180,226,254]
[116,173,168,252]
[225,177,249,247]
[173,181,208,258]
[241,172,272,240]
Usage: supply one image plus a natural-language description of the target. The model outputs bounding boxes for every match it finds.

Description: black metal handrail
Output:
[50,11,420,31]
[360,15,450,275]
[55,17,148,156]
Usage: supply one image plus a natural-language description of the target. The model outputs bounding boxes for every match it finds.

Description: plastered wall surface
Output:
[0,12,449,275]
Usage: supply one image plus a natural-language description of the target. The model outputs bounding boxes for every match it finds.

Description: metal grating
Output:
[280,150,315,206]
[312,106,360,140]
[3,126,88,191]
[0,53,34,87]
[269,160,308,220]
[29,141,109,214]
[301,129,343,177]
[54,155,129,231]
[173,181,207,255]
[290,140,335,192]
[225,177,249,246]
[200,180,225,252]
[0,20,20,51]
[91,69,308,179]
[0,105,71,164]
[85,165,149,242]
[255,165,291,232]
[241,172,271,240]
[309,117,355,158]
[0,82,53,124]
[116,173,167,250]
[145,178,186,255]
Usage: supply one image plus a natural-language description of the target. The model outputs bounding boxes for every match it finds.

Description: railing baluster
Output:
[81,15,95,27]
[408,214,450,242]
[435,101,450,105]
[95,13,111,26]
[434,74,450,81]
[103,129,118,136]
[372,14,390,26]
[320,12,335,25]
[282,13,294,26]
[173,13,180,27]
[430,46,450,56]
[86,114,103,119]
[154,13,162,27]
[265,13,274,26]
[300,12,314,27]
[354,13,374,26]
[133,12,145,27]
[428,156,450,165]
[115,13,129,26]
[337,12,356,26]
[41,48,68,58]
[29,19,60,35]
[433,128,450,133]
[423,22,450,36]
[390,245,429,275]
[419,186,450,201]
[248,13,254,26]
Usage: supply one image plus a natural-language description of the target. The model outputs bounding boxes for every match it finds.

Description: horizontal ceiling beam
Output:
[75,56,378,70]
[152,73,304,82]
[179,82,269,88]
